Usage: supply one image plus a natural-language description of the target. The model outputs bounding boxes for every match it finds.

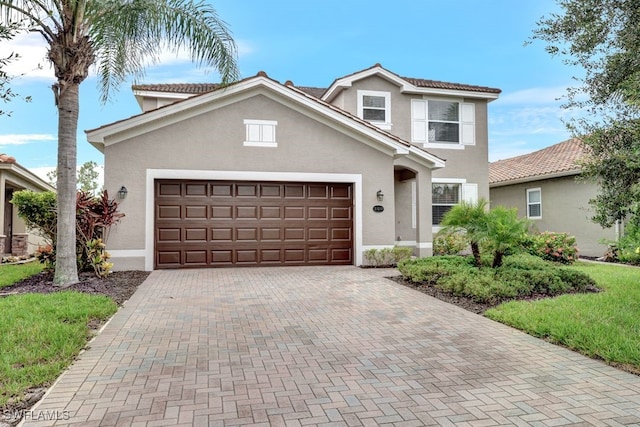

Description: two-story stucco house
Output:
[86,64,500,270]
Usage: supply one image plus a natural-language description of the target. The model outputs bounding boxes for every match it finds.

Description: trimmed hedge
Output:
[397,254,597,304]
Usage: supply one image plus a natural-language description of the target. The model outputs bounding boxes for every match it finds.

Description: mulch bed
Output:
[0,270,150,306]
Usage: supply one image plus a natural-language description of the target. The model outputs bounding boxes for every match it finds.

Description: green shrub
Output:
[613,223,640,265]
[12,190,124,277]
[527,231,579,264]
[364,246,413,267]
[399,253,597,304]
[397,256,474,283]
[433,229,468,255]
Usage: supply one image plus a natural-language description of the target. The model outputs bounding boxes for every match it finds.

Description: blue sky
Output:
[0,0,577,180]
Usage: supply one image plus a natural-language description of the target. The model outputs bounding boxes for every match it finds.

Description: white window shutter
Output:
[462,183,478,204]
[461,102,475,146]
[411,99,428,143]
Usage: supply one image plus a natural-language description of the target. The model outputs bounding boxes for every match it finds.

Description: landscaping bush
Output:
[526,231,579,264]
[397,256,474,283]
[612,223,640,265]
[398,253,597,304]
[12,189,124,277]
[363,246,413,267]
[433,229,468,255]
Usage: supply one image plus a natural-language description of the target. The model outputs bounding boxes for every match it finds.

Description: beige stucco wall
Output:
[333,76,491,203]
[103,91,430,270]
[490,176,617,257]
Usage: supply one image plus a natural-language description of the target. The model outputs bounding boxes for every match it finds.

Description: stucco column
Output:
[415,169,433,257]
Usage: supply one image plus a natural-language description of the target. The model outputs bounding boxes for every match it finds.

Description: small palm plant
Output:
[440,199,489,266]
[485,207,530,268]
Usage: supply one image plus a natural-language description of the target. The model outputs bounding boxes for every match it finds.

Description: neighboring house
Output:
[0,154,56,256]
[489,138,617,257]
[86,64,500,270]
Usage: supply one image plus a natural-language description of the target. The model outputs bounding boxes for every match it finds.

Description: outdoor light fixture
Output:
[118,186,128,199]
[376,189,384,202]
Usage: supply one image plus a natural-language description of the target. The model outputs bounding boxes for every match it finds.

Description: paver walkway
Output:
[24,267,640,426]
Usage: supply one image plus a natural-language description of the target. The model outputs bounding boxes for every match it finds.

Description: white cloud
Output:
[0,134,56,146]
[29,166,56,182]
[0,32,55,81]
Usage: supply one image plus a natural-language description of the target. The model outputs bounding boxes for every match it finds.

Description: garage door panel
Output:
[186,183,208,196]
[185,205,208,219]
[260,228,281,240]
[237,250,258,263]
[261,185,282,197]
[236,228,258,241]
[211,228,233,241]
[185,250,207,264]
[155,180,353,268]
[236,206,258,219]
[158,205,181,219]
[212,184,233,197]
[185,228,207,241]
[212,206,233,219]
[284,206,305,219]
[157,228,181,242]
[237,184,258,197]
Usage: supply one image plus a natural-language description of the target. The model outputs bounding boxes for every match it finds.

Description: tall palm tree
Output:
[1,0,238,286]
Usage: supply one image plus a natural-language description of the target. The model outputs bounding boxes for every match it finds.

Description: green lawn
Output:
[486,261,640,372]
[0,263,118,407]
[0,262,44,289]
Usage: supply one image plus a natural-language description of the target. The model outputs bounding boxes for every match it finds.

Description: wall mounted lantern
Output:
[118,186,128,199]
[376,189,384,202]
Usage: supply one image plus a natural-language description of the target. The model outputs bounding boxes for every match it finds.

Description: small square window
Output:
[244,119,277,147]
[357,90,391,129]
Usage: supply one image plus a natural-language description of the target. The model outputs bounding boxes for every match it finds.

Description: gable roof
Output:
[88,72,446,169]
[489,138,586,187]
[0,153,55,192]
[322,63,501,102]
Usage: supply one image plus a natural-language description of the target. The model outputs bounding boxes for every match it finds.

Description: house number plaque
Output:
[372,205,384,213]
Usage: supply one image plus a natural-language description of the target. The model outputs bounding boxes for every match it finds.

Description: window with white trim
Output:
[432,181,478,225]
[244,119,277,147]
[357,90,391,129]
[412,99,475,147]
[527,188,542,219]
[432,183,460,225]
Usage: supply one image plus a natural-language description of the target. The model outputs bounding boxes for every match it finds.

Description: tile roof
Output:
[489,138,586,185]
[0,153,16,164]
[132,83,220,94]
[401,77,501,94]
[130,65,501,97]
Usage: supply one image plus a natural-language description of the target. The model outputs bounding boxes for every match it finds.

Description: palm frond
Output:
[89,0,238,103]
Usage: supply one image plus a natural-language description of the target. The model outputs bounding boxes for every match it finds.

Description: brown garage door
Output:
[155,180,353,268]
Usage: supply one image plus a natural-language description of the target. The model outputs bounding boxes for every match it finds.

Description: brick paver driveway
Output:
[26,267,640,426]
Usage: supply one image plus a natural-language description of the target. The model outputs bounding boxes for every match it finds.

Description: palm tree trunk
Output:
[54,82,79,287]
[471,241,482,267]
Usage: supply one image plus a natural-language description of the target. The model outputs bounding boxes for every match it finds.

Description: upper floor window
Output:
[357,90,391,130]
[412,99,475,148]
[244,119,277,147]
[527,188,542,219]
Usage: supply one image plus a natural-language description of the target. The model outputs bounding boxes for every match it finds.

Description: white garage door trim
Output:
[141,169,363,271]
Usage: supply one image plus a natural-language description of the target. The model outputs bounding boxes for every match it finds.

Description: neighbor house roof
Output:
[489,138,586,187]
[0,154,55,192]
